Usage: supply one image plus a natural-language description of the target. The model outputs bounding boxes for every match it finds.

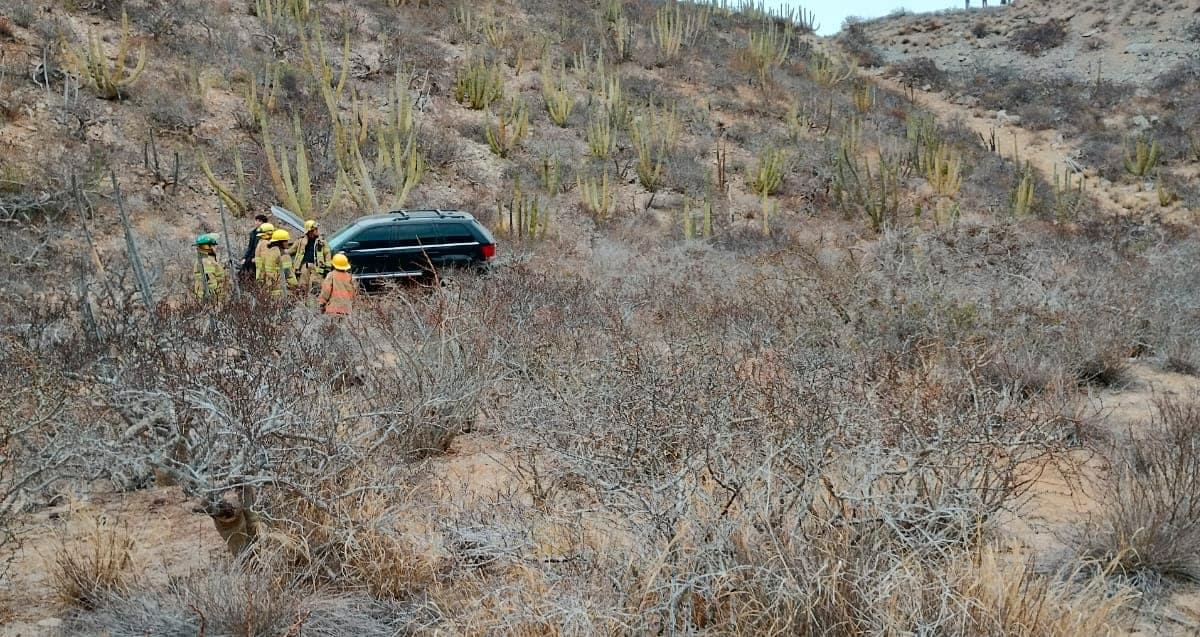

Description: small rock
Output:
[953,94,980,108]
[37,618,64,628]
[1125,42,1155,56]
[996,110,1021,125]
[1130,115,1152,130]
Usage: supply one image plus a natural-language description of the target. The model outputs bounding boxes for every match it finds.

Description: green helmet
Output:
[195,233,219,246]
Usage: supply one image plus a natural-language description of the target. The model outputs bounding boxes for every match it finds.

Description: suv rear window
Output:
[436,223,477,244]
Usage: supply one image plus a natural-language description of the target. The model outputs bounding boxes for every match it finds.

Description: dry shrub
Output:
[1072,343,1133,389]
[885,56,948,90]
[256,474,443,601]
[51,516,135,609]
[1010,19,1068,56]
[1164,340,1199,376]
[962,545,1136,634]
[1077,398,1200,587]
[62,562,406,636]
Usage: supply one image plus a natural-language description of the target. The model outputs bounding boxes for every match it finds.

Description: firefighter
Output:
[291,219,331,295]
[240,213,270,275]
[193,233,227,300]
[318,253,356,316]
[259,228,297,297]
[253,222,276,282]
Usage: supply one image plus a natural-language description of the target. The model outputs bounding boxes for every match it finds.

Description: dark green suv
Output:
[327,210,497,281]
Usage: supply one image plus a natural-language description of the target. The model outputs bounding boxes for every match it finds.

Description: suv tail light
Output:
[481,243,496,260]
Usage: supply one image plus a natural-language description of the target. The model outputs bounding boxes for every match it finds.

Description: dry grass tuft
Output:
[50,516,135,609]
[1077,397,1200,587]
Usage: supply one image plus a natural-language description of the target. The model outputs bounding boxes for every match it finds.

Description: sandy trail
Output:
[869,72,1170,221]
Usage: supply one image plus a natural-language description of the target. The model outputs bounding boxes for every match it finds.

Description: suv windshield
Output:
[328,223,358,250]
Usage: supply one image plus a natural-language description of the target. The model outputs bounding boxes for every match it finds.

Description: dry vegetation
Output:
[0,0,1198,634]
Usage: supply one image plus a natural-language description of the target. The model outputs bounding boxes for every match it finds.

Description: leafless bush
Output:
[1077,397,1200,587]
[1185,20,1200,43]
[1164,340,1199,376]
[1072,344,1134,389]
[886,57,948,91]
[143,87,201,134]
[50,516,136,609]
[1009,19,1068,56]
[63,562,408,636]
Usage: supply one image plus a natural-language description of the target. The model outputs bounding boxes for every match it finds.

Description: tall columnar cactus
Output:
[745,20,791,85]
[681,196,713,239]
[1124,137,1161,177]
[1052,165,1086,221]
[834,150,901,232]
[197,149,249,217]
[485,99,529,158]
[500,178,548,239]
[586,109,614,159]
[748,146,789,197]
[1010,163,1036,217]
[62,11,147,100]
[454,59,504,110]
[243,63,282,125]
[579,171,613,220]
[652,1,710,64]
[262,113,343,217]
[926,145,962,197]
[852,81,876,113]
[811,51,854,88]
[541,63,575,127]
[630,100,681,192]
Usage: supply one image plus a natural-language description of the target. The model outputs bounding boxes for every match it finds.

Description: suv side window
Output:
[352,225,397,249]
[438,223,477,244]
[395,223,439,247]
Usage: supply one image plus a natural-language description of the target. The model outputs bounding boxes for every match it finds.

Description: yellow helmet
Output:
[257,222,275,236]
[331,252,351,271]
[304,219,318,232]
[270,229,291,242]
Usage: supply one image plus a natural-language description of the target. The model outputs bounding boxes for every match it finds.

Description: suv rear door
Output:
[419,222,481,272]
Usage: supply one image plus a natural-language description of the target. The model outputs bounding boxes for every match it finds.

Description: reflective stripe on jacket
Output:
[193,253,226,299]
[319,270,355,315]
[261,245,297,296]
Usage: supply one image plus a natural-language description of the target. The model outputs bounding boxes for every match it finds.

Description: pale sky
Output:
[771,1,962,35]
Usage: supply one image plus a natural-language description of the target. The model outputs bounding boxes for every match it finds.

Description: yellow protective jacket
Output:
[318,270,356,315]
[259,244,297,296]
[291,234,331,273]
[193,252,226,300]
[254,236,271,281]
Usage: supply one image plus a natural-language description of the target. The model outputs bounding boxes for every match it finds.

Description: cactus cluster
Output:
[541,63,575,127]
[1052,165,1086,221]
[579,171,613,219]
[652,1,711,64]
[62,11,146,100]
[485,99,530,158]
[1010,163,1036,217]
[744,21,791,85]
[631,101,681,192]
[834,151,901,232]
[499,178,548,239]
[748,146,789,197]
[681,196,714,239]
[811,52,854,88]
[1123,137,1160,177]
[454,59,504,110]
